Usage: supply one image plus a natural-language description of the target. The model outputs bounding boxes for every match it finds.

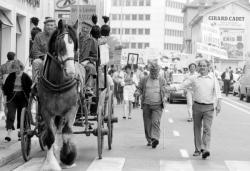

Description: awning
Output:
[0,10,13,28]
[16,16,21,34]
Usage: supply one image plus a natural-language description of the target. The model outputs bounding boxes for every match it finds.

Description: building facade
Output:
[110,0,187,55]
[183,0,250,70]
[0,0,54,65]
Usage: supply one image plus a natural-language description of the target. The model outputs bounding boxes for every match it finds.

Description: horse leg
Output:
[60,112,77,168]
[41,117,62,171]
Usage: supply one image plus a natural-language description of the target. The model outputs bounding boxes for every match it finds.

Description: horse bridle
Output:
[47,31,75,70]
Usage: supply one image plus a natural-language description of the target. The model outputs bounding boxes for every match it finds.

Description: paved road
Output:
[1,95,250,171]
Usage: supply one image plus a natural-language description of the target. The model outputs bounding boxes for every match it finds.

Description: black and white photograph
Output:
[0,0,250,171]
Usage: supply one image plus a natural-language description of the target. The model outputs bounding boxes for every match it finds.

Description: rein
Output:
[39,31,77,93]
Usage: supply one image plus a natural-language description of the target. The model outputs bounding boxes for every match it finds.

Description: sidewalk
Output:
[0,111,22,167]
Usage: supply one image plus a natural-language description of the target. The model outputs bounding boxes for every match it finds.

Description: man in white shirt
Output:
[166,59,222,159]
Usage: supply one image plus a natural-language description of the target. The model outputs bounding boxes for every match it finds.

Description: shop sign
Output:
[55,0,88,10]
[201,23,220,47]
[206,15,245,28]
[220,29,244,59]
[21,0,40,7]
[196,42,228,59]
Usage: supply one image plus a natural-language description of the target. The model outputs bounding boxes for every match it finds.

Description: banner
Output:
[196,42,228,59]
[220,29,244,60]
[70,5,96,26]
[201,23,220,47]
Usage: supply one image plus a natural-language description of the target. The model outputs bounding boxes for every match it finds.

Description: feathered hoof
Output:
[60,162,76,169]
[40,162,62,171]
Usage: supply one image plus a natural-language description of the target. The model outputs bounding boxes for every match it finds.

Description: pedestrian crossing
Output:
[13,157,250,171]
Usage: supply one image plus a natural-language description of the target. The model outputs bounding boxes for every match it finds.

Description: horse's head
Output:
[48,20,78,78]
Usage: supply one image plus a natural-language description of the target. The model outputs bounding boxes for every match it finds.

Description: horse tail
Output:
[60,123,77,166]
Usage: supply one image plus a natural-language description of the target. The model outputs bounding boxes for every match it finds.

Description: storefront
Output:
[0,0,54,66]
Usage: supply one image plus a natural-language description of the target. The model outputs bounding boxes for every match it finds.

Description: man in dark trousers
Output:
[221,68,233,96]
[134,62,167,148]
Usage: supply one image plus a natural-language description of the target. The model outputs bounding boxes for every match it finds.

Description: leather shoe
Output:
[202,151,210,159]
[152,139,159,148]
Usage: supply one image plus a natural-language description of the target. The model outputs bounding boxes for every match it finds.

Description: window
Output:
[117,28,121,34]
[118,14,121,20]
[132,0,137,6]
[112,0,117,6]
[132,28,137,35]
[123,42,130,48]
[125,28,130,35]
[132,14,137,20]
[146,0,151,6]
[112,14,117,20]
[131,43,136,49]
[139,14,144,20]
[138,28,143,35]
[145,28,150,35]
[145,14,150,20]
[111,28,116,34]
[125,14,130,20]
[139,0,144,6]
[138,43,143,49]
[144,43,150,48]
[126,0,131,6]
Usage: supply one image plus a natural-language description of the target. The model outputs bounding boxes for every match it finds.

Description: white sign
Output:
[201,23,220,47]
[196,42,228,59]
[100,44,109,65]
[70,5,96,25]
[206,15,245,28]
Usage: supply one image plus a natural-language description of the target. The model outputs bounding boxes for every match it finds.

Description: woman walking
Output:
[123,65,137,119]
[3,60,32,142]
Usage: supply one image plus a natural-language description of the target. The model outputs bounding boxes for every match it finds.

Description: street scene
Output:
[0,0,250,171]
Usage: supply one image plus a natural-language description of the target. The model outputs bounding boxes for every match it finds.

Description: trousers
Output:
[193,102,214,151]
[6,91,28,130]
[142,104,162,143]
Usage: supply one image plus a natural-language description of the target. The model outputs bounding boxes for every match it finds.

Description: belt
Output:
[194,101,213,105]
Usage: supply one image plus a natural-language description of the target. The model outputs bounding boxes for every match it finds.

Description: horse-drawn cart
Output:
[20,19,117,168]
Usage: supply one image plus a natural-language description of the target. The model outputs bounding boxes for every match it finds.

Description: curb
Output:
[0,141,21,167]
[0,138,39,167]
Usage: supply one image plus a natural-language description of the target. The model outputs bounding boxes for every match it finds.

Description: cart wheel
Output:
[20,108,32,161]
[107,92,114,150]
[97,108,104,159]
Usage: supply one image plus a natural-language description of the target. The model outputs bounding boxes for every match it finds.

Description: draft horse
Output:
[38,20,82,170]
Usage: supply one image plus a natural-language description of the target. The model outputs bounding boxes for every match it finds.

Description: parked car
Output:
[167,74,187,103]
[239,61,250,102]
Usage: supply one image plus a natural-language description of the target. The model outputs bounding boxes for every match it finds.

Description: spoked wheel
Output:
[107,91,114,150]
[20,108,32,161]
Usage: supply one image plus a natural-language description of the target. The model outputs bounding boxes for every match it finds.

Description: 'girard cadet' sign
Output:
[206,15,245,28]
